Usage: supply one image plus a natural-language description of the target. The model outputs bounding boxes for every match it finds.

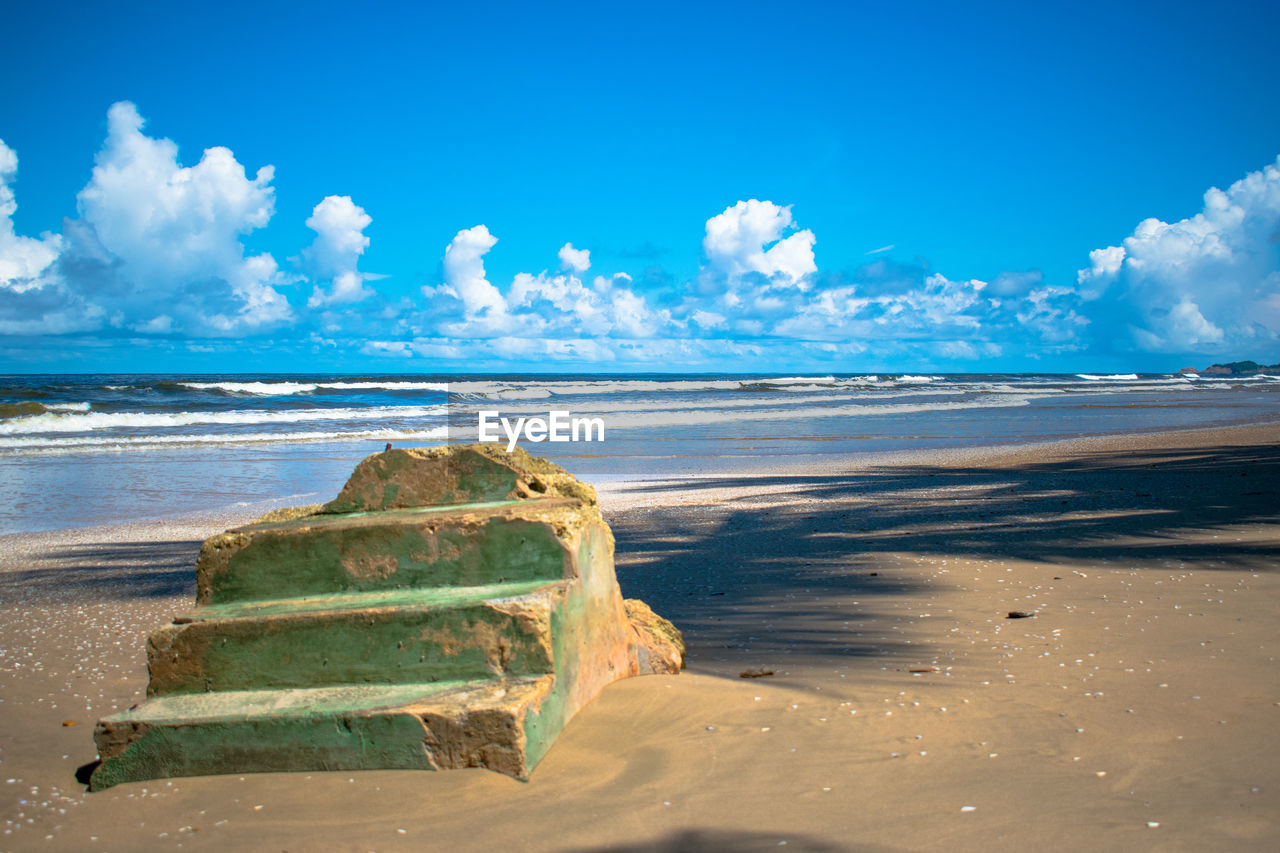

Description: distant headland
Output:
[1177,360,1280,376]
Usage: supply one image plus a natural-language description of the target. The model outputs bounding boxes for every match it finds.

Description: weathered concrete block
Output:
[195,498,600,606]
[323,445,596,514]
[92,444,680,790]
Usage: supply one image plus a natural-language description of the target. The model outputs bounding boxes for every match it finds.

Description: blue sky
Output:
[2,0,1279,373]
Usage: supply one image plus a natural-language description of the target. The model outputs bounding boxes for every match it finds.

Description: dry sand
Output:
[1,424,1278,852]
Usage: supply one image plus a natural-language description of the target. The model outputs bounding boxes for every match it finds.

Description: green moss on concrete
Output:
[91,677,556,789]
[193,580,553,621]
[148,586,558,696]
[91,710,434,790]
[521,521,633,772]
[204,515,571,604]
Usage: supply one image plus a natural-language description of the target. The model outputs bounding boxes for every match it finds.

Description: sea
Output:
[2,372,1279,535]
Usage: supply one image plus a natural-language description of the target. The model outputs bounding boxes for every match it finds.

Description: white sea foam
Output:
[477,388,975,417]
[1076,373,1140,381]
[450,379,746,397]
[178,380,449,395]
[318,381,450,391]
[0,426,449,454]
[476,388,555,400]
[179,381,320,394]
[0,405,447,435]
[590,395,1036,429]
[453,376,899,399]
[894,375,943,383]
[756,376,838,384]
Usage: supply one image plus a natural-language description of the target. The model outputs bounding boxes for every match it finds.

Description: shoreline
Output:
[3,416,1278,541]
[2,422,1277,850]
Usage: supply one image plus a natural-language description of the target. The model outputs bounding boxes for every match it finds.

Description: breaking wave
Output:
[0,405,447,435]
[0,426,449,454]
[178,380,450,395]
[1076,373,1140,381]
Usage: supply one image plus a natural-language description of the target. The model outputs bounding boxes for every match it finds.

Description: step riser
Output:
[147,599,556,695]
[198,515,578,606]
[91,700,545,789]
[92,714,439,789]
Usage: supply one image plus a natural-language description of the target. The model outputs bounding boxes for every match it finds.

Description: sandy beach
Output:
[2,423,1278,852]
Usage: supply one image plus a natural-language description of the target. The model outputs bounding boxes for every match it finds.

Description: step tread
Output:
[182,579,565,623]
[244,496,583,533]
[103,676,555,725]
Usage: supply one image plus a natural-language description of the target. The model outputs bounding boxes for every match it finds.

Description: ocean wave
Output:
[0,401,91,420]
[316,381,450,391]
[1164,373,1280,382]
[178,381,321,395]
[1057,381,1198,393]
[451,379,745,398]
[0,426,449,454]
[630,396,1033,428]
[472,395,1036,431]
[177,380,450,395]
[470,388,974,417]
[0,404,447,435]
[894,375,943,383]
[473,388,554,400]
[452,376,900,399]
[1076,373,1140,381]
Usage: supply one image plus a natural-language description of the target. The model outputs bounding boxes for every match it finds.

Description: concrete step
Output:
[147,581,565,696]
[91,675,562,789]
[196,497,608,606]
[88,445,683,791]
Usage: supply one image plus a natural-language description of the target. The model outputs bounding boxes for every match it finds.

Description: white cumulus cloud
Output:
[0,140,62,294]
[304,195,374,308]
[439,224,506,321]
[703,199,816,284]
[1077,155,1280,353]
[557,242,590,273]
[70,102,291,333]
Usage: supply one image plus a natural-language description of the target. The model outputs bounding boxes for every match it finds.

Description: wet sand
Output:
[1,424,1278,851]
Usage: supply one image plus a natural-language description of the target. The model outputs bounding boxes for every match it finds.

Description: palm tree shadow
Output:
[608,442,1279,675]
[0,539,201,603]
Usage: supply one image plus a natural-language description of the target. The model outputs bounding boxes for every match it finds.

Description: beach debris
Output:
[739,668,775,678]
[1007,610,1037,619]
[90,444,681,790]
[908,667,937,673]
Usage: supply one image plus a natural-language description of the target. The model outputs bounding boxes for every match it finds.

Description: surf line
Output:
[477,410,606,452]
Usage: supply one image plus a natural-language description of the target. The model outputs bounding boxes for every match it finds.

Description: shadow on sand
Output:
[6,442,1276,680]
[608,441,1280,676]
[1,538,201,603]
